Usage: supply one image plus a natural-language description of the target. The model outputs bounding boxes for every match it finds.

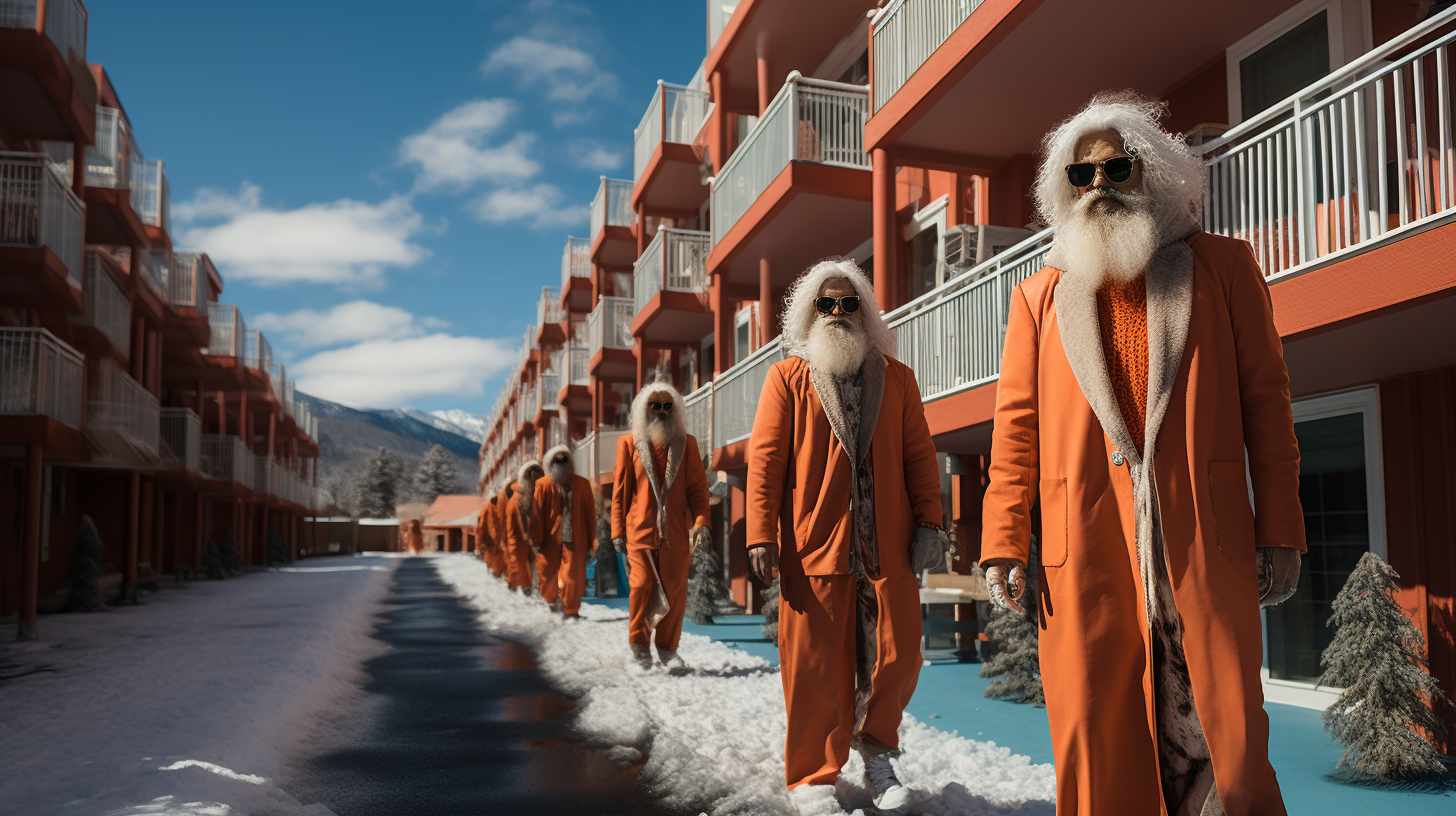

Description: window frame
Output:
[1225,0,1373,126]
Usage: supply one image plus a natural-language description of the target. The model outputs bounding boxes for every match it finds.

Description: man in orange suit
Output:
[746,259,945,814]
[476,492,506,577]
[503,463,542,593]
[982,92,1305,816]
[535,444,597,616]
[611,383,711,672]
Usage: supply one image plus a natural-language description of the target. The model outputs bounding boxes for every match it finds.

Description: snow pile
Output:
[0,558,396,816]
[432,554,1056,816]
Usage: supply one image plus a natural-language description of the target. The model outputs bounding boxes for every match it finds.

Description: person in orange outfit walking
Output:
[535,444,597,617]
[477,491,506,577]
[610,383,711,672]
[746,259,945,814]
[404,518,424,556]
[981,92,1305,816]
[503,463,543,593]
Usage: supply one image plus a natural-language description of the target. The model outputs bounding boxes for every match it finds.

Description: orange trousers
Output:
[535,542,561,603]
[504,540,532,590]
[483,545,506,577]
[558,540,591,616]
[778,574,923,789]
[627,545,690,649]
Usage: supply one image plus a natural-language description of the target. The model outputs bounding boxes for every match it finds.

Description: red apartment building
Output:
[473,0,1455,718]
[1,1,322,640]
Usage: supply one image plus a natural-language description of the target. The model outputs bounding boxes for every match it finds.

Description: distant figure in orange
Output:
[494,481,518,579]
[405,519,424,555]
[611,382,711,672]
[476,492,506,576]
[505,461,543,593]
[535,444,597,617]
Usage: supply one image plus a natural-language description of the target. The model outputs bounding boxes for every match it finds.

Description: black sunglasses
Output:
[550,455,570,465]
[815,295,861,315]
[649,401,674,412]
[1065,155,1136,187]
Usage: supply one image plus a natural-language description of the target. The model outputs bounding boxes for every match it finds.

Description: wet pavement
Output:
[281,558,680,816]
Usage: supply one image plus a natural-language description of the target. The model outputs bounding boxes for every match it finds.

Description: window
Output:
[734,303,756,365]
[908,228,939,300]
[1240,12,1330,121]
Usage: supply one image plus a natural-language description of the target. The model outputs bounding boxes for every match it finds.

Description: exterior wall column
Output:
[758,258,776,345]
[17,445,44,640]
[194,493,205,571]
[124,472,141,603]
[710,70,729,173]
[756,38,771,115]
[711,275,732,375]
[872,147,899,311]
[151,481,165,575]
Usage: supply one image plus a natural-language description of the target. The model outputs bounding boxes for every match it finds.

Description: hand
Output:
[1259,547,1302,607]
[612,537,626,555]
[690,525,711,553]
[749,546,778,584]
[986,561,1027,615]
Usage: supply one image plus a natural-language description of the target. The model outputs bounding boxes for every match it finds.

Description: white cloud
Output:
[569,140,623,172]
[177,188,428,288]
[251,301,446,348]
[399,99,541,192]
[172,182,261,223]
[482,36,617,106]
[471,184,587,228]
[289,333,517,408]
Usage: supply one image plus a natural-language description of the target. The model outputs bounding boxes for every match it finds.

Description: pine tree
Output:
[357,447,400,518]
[219,529,240,575]
[412,444,462,504]
[1320,551,1450,780]
[761,577,781,644]
[979,605,1045,706]
[687,539,732,625]
[266,529,289,567]
[67,515,109,612]
[201,539,225,580]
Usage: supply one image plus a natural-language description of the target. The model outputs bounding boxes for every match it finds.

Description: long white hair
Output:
[1035,91,1204,245]
[629,380,687,445]
[780,258,896,360]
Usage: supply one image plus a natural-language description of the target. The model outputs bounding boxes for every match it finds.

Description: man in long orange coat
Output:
[611,383,711,671]
[746,259,945,813]
[982,92,1306,816]
[535,444,597,616]
[476,492,506,577]
[503,463,542,593]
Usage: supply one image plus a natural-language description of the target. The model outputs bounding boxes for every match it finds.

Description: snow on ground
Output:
[0,557,396,816]
[432,553,1057,816]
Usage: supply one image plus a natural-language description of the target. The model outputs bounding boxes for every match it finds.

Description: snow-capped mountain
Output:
[387,407,487,443]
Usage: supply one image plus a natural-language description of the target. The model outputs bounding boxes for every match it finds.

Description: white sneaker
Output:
[656,647,689,675]
[863,752,911,814]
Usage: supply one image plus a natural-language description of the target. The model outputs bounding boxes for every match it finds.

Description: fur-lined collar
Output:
[806,352,886,465]
[634,433,686,538]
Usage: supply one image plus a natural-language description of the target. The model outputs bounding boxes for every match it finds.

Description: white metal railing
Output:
[633,228,711,316]
[270,361,286,408]
[243,328,271,371]
[169,252,207,311]
[0,0,89,63]
[132,158,168,233]
[0,151,86,285]
[253,454,274,496]
[88,362,160,457]
[871,0,983,112]
[598,426,630,479]
[160,407,201,472]
[587,296,634,360]
[712,73,871,246]
[537,285,564,329]
[707,0,739,50]
[284,380,295,418]
[86,107,142,217]
[567,344,590,385]
[712,339,785,446]
[885,228,1053,401]
[561,235,591,291]
[138,248,169,300]
[539,371,560,411]
[1197,9,1456,280]
[0,327,84,428]
[634,81,713,184]
[590,177,634,242]
[83,253,130,355]
[683,381,713,452]
[206,303,243,358]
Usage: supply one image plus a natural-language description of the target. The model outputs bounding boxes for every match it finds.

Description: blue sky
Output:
[90,0,707,414]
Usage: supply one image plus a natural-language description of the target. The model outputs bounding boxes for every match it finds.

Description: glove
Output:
[911,526,949,573]
[986,561,1027,615]
[1257,546,1301,608]
[613,537,626,555]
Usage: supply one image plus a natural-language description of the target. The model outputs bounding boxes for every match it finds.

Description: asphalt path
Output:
[281,557,681,815]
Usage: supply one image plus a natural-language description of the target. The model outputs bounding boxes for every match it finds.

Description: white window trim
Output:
[903,194,950,288]
[1259,385,1384,710]
[1225,0,1373,126]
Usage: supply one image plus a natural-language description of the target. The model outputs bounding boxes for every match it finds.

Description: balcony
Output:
[137,247,169,302]
[708,73,872,290]
[560,235,593,311]
[683,381,713,452]
[168,252,209,312]
[707,0,740,50]
[0,326,84,429]
[243,328,271,372]
[83,106,148,247]
[538,371,560,414]
[206,303,244,361]
[201,434,251,488]
[711,339,784,448]
[871,0,984,112]
[0,151,86,292]
[270,361,286,407]
[631,228,711,342]
[587,296,635,380]
[86,362,160,463]
[81,252,130,356]
[536,285,565,347]
[254,454,274,497]
[632,81,712,213]
[589,177,635,268]
[160,407,201,473]
[0,0,95,144]
[132,157,169,236]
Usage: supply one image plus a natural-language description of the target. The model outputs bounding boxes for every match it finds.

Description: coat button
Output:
[1111,451,1125,467]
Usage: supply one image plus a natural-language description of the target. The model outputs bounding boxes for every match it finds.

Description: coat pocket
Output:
[1208,460,1256,559]
[1038,478,1068,568]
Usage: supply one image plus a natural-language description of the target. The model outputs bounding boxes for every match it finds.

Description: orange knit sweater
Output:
[1096,276,1149,454]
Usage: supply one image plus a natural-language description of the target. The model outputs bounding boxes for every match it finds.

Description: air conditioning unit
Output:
[943,224,1036,273]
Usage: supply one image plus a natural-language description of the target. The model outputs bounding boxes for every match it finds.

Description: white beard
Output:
[1056,189,1159,286]
[805,318,868,378]
[549,464,572,485]
[646,416,672,446]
